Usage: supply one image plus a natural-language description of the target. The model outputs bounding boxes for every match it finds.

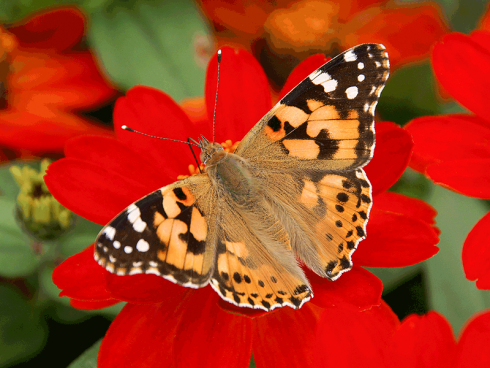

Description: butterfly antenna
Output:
[121,125,200,147]
[212,49,222,144]
[187,138,202,173]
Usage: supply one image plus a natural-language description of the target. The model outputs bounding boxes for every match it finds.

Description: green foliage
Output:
[0,284,47,367]
[424,185,490,334]
[87,0,210,101]
[68,339,101,368]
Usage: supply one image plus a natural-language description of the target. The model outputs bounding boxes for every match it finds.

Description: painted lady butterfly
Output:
[94,44,389,311]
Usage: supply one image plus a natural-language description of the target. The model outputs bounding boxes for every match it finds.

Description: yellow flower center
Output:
[177,139,240,180]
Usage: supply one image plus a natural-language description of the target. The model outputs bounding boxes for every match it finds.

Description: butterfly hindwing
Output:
[95,174,218,288]
[209,194,313,311]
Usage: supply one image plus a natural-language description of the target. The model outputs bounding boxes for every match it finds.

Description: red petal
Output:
[12,53,115,110]
[105,272,187,304]
[69,298,120,310]
[65,136,168,189]
[205,47,271,143]
[365,122,413,196]
[253,302,322,368]
[386,312,456,368]
[354,207,439,267]
[374,192,437,226]
[279,54,330,100]
[433,32,490,121]
[52,245,112,301]
[98,297,188,368]
[345,4,449,69]
[0,110,112,153]
[218,298,269,319]
[45,158,150,225]
[406,115,490,174]
[314,301,399,366]
[114,86,195,178]
[8,7,85,51]
[462,211,490,289]
[175,289,252,368]
[307,266,382,310]
[455,310,490,367]
[427,159,490,199]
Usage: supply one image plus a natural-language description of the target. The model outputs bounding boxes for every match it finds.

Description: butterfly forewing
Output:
[236,43,389,170]
[95,175,218,288]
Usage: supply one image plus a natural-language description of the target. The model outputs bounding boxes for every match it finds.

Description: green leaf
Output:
[377,62,441,125]
[0,197,41,278]
[0,284,47,367]
[425,185,490,334]
[87,0,210,101]
[58,217,102,257]
[68,339,101,368]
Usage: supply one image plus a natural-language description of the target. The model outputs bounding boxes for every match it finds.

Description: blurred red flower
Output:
[406,30,490,290]
[0,7,116,154]
[315,303,490,367]
[197,0,450,87]
[46,47,439,367]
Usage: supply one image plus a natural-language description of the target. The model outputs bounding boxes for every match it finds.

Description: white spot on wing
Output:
[124,246,133,254]
[113,241,121,249]
[308,69,322,80]
[346,86,358,99]
[136,239,150,252]
[375,61,381,68]
[103,226,116,241]
[358,62,364,69]
[133,218,147,233]
[358,74,365,82]
[109,255,116,263]
[310,72,338,93]
[127,204,141,224]
[149,261,158,267]
[322,79,338,93]
[344,50,357,62]
[364,103,370,112]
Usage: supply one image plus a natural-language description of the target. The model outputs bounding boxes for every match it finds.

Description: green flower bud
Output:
[10,159,74,241]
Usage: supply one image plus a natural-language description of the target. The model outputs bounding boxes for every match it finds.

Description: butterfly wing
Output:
[210,194,312,311]
[95,174,218,288]
[234,43,389,280]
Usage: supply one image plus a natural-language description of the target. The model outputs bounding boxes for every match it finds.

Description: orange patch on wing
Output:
[165,220,189,268]
[190,207,207,242]
[157,249,167,262]
[309,104,340,121]
[283,140,319,159]
[307,99,324,111]
[276,105,309,128]
[299,180,318,208]
[265,125,286,141]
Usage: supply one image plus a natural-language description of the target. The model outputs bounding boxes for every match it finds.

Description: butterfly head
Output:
[198,135,225,167]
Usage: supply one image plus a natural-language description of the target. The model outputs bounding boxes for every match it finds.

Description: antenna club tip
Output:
[217,49,222,61]
[121,125,134,132]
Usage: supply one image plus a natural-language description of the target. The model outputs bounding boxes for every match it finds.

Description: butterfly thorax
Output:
[200,141,256,206]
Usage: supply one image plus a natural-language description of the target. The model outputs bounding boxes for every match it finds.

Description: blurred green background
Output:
[0,0,489,367]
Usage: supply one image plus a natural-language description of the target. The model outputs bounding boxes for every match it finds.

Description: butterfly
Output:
[94,44,390,311]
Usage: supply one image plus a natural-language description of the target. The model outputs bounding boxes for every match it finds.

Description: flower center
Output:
[0,27,16,109]
[177,139,240,180]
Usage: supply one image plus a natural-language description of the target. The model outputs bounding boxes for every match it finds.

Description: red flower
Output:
[314,302,490,367]
[405,31,490,289]
[385,310,490,368]
[0,7,116,154]
[46,47,438,367]
[198,0,449,86]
